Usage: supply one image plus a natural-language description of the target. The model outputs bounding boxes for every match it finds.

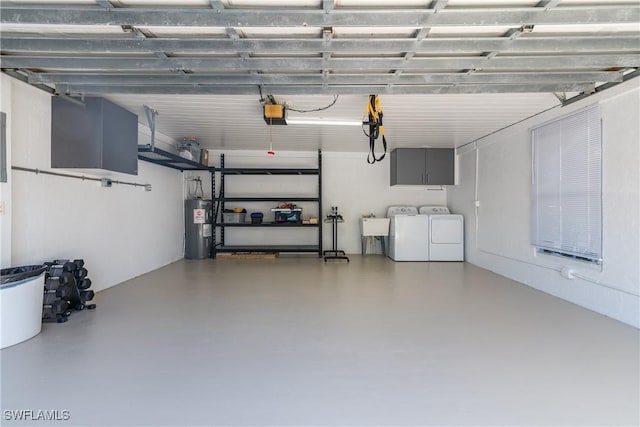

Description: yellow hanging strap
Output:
[364,94,387,164]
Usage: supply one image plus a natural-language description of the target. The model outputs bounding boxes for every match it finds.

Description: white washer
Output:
[387,206,429,261]
[419,206,464,261]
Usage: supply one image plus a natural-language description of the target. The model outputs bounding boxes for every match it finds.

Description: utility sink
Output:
[360,217,390,236]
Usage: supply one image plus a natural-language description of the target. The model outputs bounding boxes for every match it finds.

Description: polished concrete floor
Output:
[1,256,638,426]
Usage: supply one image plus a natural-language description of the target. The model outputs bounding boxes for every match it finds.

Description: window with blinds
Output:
[531,105,602,263]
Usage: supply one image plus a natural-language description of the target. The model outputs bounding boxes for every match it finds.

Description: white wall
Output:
[449,78,640,327]
[0,75,12,268]
[201,150,446,254]
[6,76,185,292]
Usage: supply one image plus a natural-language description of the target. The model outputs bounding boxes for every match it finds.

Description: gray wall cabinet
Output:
[390,148,455,185]
[51,97,138,175]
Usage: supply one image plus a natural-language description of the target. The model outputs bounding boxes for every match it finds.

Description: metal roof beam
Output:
[430,0,449,10]
[2,6,637,27]
[397,1,447,82]
[2,36,637,54]
[210,0,224,12]
[96,0,113,9]
[537,0,561,9]
[414,0,448,40]
[29,71,623,85]
[2,54,637,71]
[54,82,596,95]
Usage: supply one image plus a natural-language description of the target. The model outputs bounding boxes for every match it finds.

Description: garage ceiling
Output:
[1,0,639,152]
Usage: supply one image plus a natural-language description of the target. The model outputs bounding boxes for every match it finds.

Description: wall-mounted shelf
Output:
[214,197,319,202]
[215,223,319,227]
[216,245,320,253]
[217,168,318,175]
[137,144,211,172]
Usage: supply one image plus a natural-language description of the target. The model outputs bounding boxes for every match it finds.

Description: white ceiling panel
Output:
[531,23,640,35]
[0,23,126,36]
[237,27,323,38]
[103,92,560,152]
[336,0,430,7]
[333,27,419,38]
[558,0,639,5]
[428,26,515,37]
[446,0,539,6]
[137,26,228,37]
[224,0,321,7]
[112,0,211,6]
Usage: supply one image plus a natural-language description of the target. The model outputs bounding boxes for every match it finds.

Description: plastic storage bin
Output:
[1,265,47,349]
[250,212,264,224]
[272,208,302,223]
[223,212,246,223]
[177,137,201,162]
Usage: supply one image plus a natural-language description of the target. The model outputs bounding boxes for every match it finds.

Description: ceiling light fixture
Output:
[286,118,363,126]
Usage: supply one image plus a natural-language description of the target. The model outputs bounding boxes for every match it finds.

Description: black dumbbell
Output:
[42,309,68,323]
[73,259,85,270]
[43,292,61,305]
[42,304,69,316]
[48,262,76,276]
[43,299,69,314]
[77,278,92,290]
[45,276,63,290]
[45,284,74,299]
[74,268,88,280]
[80,290,94,302]
[61,271,76,288]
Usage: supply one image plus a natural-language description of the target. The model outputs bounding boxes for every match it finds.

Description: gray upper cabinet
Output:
[424,148,455,185]
[390,148,455,186]
[51,97,138,175]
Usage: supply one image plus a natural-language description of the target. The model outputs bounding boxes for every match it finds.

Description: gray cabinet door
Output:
[391,148,426,185]
[425,148,455,185]
[52,97,138,175]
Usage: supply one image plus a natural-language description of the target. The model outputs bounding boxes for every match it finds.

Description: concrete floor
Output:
[1,256,638,426]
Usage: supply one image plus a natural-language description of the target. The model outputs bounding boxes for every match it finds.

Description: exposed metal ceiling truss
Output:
[1,0,639,97]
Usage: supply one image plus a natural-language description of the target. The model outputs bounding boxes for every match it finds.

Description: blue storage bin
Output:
[250,212,264,224]
[272,209,302,223]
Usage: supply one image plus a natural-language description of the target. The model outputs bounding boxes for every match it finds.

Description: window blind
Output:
[531,105,602,262]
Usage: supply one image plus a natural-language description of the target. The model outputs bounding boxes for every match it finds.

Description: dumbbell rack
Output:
[43,259,96,323]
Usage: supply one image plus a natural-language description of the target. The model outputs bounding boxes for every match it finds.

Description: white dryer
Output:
[419,206,464,261]
[387,206,429,261]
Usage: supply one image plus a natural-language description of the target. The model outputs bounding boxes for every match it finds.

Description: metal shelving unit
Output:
[212,150,323,258]
[138,145,323,258]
